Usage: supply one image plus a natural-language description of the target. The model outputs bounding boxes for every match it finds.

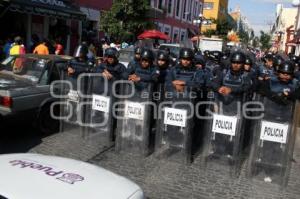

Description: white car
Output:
[0,153,144,199]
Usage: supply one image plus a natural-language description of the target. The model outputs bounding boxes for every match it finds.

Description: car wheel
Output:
[37,104,59,135]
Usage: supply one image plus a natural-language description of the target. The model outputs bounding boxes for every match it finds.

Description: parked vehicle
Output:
[0,54,72,134]
[0,153,144,199]
[199,37,224,52]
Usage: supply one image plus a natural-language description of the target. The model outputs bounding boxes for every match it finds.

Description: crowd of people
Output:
[66,43,300,105]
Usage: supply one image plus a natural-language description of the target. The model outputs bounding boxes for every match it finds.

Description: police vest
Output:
[103,62,125,80]
[174,65,196,82]
[270,77,298,94]
[259,65,274,76]
[222,69,244,89]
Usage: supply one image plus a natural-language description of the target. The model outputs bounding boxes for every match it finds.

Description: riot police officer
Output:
[166,48,198,93]
[156,50,170,84]
[127,46,143,68]
[126,49,159,89]
[194,52,212,89]
[95,47,126,80]
[259,61,299,104]
[258,53,274,81]
[210,51,252,98]
[244,56,258,81]
[273,55,284,74]
[67,44,92,77]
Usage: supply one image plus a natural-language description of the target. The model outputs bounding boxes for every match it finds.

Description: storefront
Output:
[1,0,85,55]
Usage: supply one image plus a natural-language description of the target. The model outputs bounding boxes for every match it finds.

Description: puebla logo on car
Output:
[9,159,85,185]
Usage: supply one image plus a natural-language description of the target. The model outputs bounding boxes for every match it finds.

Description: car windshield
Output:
[0,56,49,84]
[159,45,180,58]
[119,49,134,62]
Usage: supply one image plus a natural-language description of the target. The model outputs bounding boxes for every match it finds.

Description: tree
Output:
[259,31,272,50]
[100,0,155,42]
[203,18,236,40]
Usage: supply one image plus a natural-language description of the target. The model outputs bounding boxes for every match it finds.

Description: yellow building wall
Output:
[202,0,228,32]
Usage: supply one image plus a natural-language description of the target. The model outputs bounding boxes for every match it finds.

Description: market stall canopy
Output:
[7,0,85,20]
[138,29,171,40]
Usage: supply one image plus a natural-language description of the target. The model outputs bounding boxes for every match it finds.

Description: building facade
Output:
[0,0,88,55]
[201,0,229,32]
[272,4,297,53]
[150,0,204,43]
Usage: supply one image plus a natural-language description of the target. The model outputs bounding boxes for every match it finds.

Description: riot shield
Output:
[248,96,298,186]
[115,82,154,156]
[59,71,88,134]
[155,86,194,164]
[80,73,115,149]
[201,92,246,176]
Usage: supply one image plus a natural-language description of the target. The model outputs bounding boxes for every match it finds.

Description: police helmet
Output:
[203,50,210,57]
[74,44,88,58]
[230,51,246,64]
[273,56,284,68]
[244,57,253,66]
[194,54,206,66]
[290,54,299,63]
[278,61,295,75]
[105,47,119,58]
[263,52,274,62]
[141,49,154,61]
[179,48,194,60]
[134,47,143,55]
[209,51,223,62]
[157,50,169,61]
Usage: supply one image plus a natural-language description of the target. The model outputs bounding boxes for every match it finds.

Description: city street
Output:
[2,124,300,199]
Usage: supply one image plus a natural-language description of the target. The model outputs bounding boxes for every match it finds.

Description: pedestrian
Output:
[3,37,13,58]
[54,38,64,55]
[33,39,49,55]
[9,36,26,56]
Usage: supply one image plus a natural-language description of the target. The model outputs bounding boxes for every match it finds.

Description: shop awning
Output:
[8,0,86,20]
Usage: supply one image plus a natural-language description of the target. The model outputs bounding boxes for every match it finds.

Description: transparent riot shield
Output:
[115,82,154,156]
[248,96,298,186]
[201,92,246,176]
[80,73,115,150]
[155,86,194,164]
[59,71,88,134]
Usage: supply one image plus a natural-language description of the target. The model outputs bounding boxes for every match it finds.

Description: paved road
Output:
[1,124,300,199]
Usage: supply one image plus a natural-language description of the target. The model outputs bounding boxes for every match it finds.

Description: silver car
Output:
[0,54,72,134]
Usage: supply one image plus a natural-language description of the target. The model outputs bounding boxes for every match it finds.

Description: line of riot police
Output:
[58,43,300,186]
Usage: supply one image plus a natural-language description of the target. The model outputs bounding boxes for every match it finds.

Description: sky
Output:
[228,0,294,35]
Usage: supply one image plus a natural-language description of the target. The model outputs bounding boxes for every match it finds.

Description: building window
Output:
[167,0,174,15]
[203,2,214,10]
[182,0,187,20]
[158,0,164,10]
[180,30,186,41]
[176,0,181,18]
[194,1,198,17]
[151,0,155,8]
[188,0,193,21]
[173,27,180,43]
[164,25,171,39]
